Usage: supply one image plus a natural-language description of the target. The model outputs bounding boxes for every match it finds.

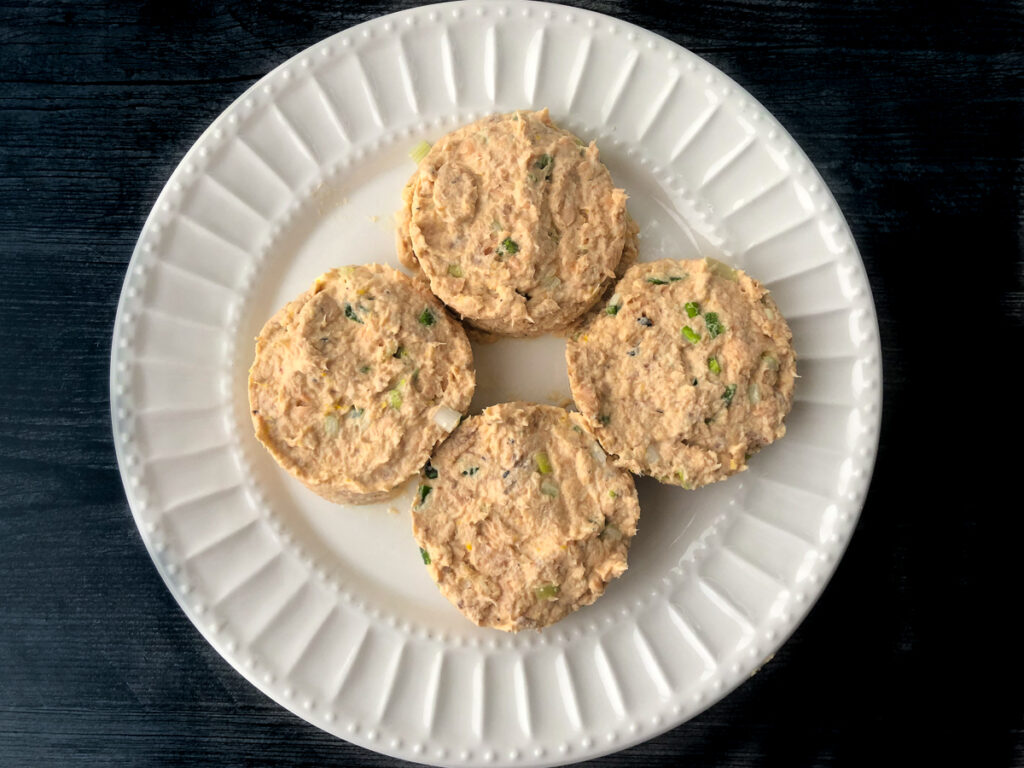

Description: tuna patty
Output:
[396,109,629,336]
[248,264,475,504]
[412,402,640,632]
[566,258,796,488]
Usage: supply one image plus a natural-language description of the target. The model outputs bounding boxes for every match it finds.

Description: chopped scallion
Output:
[534,451,552,474]
[388,388,403,409]
[704,312,723,339]
[682,325,701,343]
[419,547,431,565]
[409,140,431,163]
[417,484,432,505]
[447,263,464,278]
[646,277,669,285]
[344,303,363,324]
[423,460,438,480]
[418,308,436,326]
[722,384,737,406]
[684,301,700,318]
[708,357,721,375]
[498,237,519,256]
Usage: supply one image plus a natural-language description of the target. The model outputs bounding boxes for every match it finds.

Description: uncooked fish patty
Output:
[566,258,796,488]
[412,402,640,632]
[396,109,630,336]
[248,264,475,504]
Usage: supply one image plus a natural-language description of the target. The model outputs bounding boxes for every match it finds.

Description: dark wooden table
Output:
[2,1,1021,766]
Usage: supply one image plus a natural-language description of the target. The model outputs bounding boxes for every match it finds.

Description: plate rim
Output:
[109,2,883,766]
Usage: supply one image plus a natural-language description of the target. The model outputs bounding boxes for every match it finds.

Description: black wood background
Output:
[2,1,1021,766]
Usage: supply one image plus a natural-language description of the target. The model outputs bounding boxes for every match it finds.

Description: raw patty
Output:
[396,109,629,336]
[566,258,796,488]
[411,402,640,632]
[248,264,475,504]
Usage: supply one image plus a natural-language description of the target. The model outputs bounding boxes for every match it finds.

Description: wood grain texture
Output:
[1,1,1021,766]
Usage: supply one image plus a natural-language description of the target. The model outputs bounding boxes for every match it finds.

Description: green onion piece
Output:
[350,407,364,418]
[608,490,618,499]
[762,354,780,371]
[534,154,552,170]
[388,388,403,410]
[359,365,371,373]
[682,325,701,344]
[423,461,438,479]
[535,584,560,601]
[418,308,436,326]
[646,277,669,285]
[598,414,611,426]
[461,467,479,476]
[708,357,721,375]
[417,484,432,505]
[447,263,464,278]
[534,451,553,474]
[605,293,622,316]
[540,479,559,498]
[344,303,363,324]
[684,301,700,318]
[419,547,431,565]
[392,346,405,359]
[498,237,520,256]
[669,275,685,282]
[675,470,692,490]
[722,384,737,406]
[409,140,431,163]
[704,312,723,338]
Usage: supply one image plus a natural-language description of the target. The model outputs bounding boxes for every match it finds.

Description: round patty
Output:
[248,264,475,504]
[411,402,640,632]
[396,109,629,336]
[566,258,796,488]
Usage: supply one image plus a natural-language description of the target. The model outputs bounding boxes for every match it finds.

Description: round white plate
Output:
[110,2,881,766]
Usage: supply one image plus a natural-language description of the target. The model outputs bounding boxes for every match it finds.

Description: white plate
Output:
[110,3,881,766]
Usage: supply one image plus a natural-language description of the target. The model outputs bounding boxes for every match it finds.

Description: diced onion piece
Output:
[542,275,562,289]
[705,257,738,282]
[540,478,560,498]
[323,413,340,437]
[589,441,607,465]
[433,405,462,432]
[409,140,431,163]
[645,443,661,465]
[762,354,780,370]
[748,383,761,404]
